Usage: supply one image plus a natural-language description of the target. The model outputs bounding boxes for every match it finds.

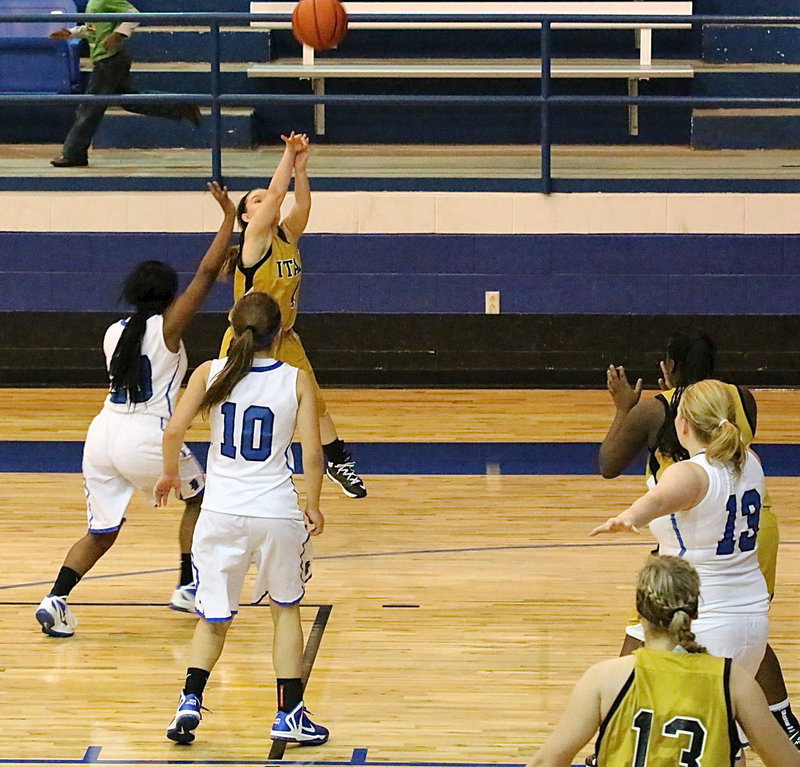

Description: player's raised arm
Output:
[598,365,664,478]
[282,138,312,243]
[240,134,305,265]
[162,183,236,351]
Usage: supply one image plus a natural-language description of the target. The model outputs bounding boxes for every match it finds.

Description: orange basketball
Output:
[292,0,348,51]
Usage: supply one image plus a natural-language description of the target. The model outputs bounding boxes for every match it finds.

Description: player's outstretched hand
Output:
[154,473,182,507]
[658,359,674,391]
[281,131,308,153]
[607,364,643,412]
[590,516,639,536]
[207,181,235,217]
[49,28,71,39]
[304,506,325,535]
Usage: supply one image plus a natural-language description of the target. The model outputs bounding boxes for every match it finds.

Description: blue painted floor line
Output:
[3,440,800,476]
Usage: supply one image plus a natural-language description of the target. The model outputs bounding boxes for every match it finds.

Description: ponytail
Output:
[199,327,256,416]
[109,260,177,404]
[668,608,706,654]
[199,291,282,416]
[636,555,706,654]
[678,380,747,477]
[108,311,150,402]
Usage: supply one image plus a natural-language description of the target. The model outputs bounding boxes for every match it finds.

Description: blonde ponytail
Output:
[677,379,747,476]
[636,555,706,654]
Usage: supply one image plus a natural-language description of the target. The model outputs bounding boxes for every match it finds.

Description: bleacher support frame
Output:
[1,11,800,192]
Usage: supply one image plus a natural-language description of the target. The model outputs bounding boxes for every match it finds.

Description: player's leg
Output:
[36,412,131,637]
[758,645,800,747]
[167,618,232,744]
[253,517,327,745]
[167,448,206,611]
[166,510,248,744]
[269,602,328,745]
[122,421,206,610]
[279,329,366,498]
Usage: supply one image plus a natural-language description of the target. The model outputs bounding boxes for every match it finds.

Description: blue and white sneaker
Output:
[166,692,202,744]
[270,702,329,745]
[169,584,197,613]
[35,595,77,637]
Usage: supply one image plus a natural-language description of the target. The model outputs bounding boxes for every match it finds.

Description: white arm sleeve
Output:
[114,20,139,37]
[68,24,89,37]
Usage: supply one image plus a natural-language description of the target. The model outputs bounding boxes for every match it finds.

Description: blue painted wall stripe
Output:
[1,234,799,314]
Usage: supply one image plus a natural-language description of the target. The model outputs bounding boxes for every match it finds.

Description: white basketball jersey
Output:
[202,358,301,519]
[649,451,769,616]
[103,314,187,420]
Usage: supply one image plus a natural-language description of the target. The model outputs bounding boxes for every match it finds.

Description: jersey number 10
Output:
[219,402,275,461]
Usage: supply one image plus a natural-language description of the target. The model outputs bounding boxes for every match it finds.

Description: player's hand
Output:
[154,473,182,506]
[207,181,235,217]
[607,364,643,412]
[50,28,71,39]
[281,131,307,153]
[658,360,674,391]
[590,516,639,536]
[304,506,325,535]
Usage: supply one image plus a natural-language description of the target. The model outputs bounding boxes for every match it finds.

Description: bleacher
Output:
[0,0,81,93]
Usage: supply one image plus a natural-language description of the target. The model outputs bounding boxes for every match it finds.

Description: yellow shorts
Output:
[218,326,327,417]
[758,492,778,598]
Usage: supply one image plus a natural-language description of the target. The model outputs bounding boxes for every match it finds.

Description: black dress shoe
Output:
[50,156,89,167]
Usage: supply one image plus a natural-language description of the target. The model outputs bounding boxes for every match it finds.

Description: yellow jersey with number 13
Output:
[596,648,737,767]
[233,225,301,331]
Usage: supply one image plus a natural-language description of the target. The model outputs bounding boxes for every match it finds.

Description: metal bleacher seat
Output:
[0,0,81,93]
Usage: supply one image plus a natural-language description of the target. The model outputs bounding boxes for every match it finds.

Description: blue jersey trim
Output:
[670,513,687,556]
[164,359,181,416]
[195,607,237,622]
[251,361,284,372]
[88,523,122,534]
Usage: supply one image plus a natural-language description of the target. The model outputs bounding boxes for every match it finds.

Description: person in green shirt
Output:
[49,0,200,167]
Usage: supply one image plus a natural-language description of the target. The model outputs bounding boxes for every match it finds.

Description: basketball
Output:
[292,0,348,51]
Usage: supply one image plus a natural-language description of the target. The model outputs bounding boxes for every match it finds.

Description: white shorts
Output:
[626,612,769,675]
[82,409,205,533]
[192,509,312,621]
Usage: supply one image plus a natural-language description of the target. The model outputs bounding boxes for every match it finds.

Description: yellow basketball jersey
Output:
[646,383,755,483]
[596,648,737,767]
[233,226,301,330]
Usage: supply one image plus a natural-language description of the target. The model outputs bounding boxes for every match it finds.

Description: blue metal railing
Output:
[2,12,800,192]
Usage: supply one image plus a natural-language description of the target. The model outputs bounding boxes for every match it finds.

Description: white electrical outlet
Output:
[485,291,500,314]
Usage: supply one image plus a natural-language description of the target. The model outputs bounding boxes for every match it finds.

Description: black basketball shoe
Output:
[326,458,367,498]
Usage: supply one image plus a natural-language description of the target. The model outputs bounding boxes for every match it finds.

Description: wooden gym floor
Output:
[0,388,798,767]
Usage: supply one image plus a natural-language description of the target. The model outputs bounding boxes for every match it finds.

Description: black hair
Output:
[108,261,178,404]
[200,292,282,416]
[655,330,717,462]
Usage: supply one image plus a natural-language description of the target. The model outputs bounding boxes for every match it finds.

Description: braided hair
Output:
[655,330,716,463]
[636,555,706,653]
